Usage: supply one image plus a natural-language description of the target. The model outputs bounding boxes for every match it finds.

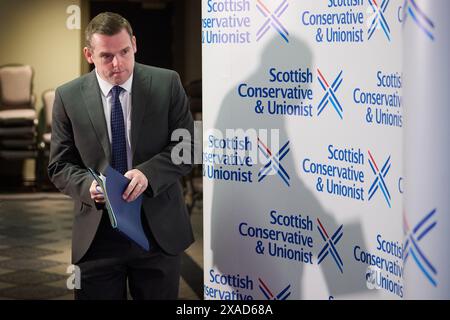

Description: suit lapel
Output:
[131,64,152,159]
[81,71,111,162]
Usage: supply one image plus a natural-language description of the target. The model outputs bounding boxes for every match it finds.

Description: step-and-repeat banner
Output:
[403,0,450,299]
[202,0,447,299]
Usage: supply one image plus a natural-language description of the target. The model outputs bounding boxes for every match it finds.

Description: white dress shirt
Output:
[95,69,133,171]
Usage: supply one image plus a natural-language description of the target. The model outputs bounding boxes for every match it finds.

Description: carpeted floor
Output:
[0,193,203,300]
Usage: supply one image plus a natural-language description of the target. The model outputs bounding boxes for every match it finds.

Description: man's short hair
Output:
[85,12,133,48]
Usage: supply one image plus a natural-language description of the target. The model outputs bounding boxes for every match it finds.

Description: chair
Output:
[0,64,38,187]
[184,80,202,214]
[41,89,55,149]
[36,89,56,189]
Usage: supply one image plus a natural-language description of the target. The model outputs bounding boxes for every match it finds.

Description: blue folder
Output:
[89,165,150,251]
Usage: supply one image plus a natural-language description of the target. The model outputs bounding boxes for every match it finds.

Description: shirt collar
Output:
[95,69,133,97]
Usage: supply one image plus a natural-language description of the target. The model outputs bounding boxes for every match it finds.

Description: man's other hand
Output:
[89,180,105,203]
[123,169,148,202]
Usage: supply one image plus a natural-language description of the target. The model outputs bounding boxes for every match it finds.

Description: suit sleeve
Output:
[47,88,95,206]
[135,71,195,197]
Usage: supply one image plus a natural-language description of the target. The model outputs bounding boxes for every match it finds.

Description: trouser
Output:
[74,212,181,300]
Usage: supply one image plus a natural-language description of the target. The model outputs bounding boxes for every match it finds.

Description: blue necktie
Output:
[110,85,128,175]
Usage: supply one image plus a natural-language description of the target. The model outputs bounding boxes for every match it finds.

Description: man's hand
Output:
[123,169,148,202]
[89,180,105,203]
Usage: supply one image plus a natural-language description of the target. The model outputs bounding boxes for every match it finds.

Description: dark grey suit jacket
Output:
[48,63,194,263]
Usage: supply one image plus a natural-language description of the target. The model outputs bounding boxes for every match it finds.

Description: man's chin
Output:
[110,73,127,85]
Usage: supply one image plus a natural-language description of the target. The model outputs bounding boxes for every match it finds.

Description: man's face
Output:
[83,28,137,85]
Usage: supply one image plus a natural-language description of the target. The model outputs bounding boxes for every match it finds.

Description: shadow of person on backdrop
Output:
[208,35,371,299]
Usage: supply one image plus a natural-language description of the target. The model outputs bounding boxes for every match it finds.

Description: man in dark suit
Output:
[48,12,194,299]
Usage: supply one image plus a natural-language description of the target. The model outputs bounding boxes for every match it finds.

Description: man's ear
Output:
[83,47,94,64]
[132,36,137,53]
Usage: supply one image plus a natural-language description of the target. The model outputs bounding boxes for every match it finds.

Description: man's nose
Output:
[112,55,120,68]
